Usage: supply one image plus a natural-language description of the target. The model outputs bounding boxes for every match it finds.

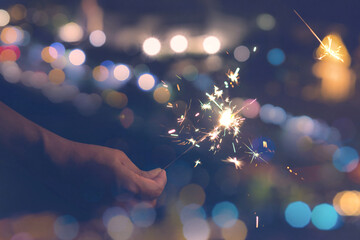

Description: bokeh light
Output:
[153,86,171,103]
[170,35,188,53]
[138,73,155,91]
[89,30,106,47]
[333,191,360,216]
[92,65,109,82]
[1,26,21,44]
[119,108,134,128]
[182,65,198,81]
[180,204,206,224]
[332,146,359,172]
[182,218,210,240]
[59,22,83,42]
[41,46,58,63]
[267,48,285,66]
[234,45,250,62]
[68,49,86,66]
[50,42,65,56]
[49,69,65,85]
[256,13,276,31]
[259,104,287,125]
[53,215,79,240]
[311,204,339,230]
[241,99,260,118]
[285,201,312,228]
[203,36,221,54]
[8,4,26,22]
[221,219,247,240]
[130,202,156,227]
[142,37,161,56]
[114,64,131,81]
[107,215,133,240]
[105,91,128,108]
[0,9,10,27]
[102,207,127,228]
[179,184,206,205]
[212,201,238,228]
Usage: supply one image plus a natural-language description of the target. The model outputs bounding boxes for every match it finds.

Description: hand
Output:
[53,140,167,201]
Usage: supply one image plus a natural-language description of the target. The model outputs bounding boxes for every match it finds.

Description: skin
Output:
[0,101,167,207]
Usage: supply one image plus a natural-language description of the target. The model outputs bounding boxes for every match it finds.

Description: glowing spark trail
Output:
[294,10,344,62]
[226,67,240,84]
[194,159,202,168]
[245,143,268,164]
[222,157,244,169]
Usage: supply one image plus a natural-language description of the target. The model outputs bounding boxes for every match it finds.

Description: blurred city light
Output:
[89,30,106,47]
[153,86,171,103]
[54,215,79,240]
[41,46,58,63]
[59,22,83,42]
[107,215,133,240]
[182,218,210,240]
[285,201,312,228]
[138,73,155,91]
[0,9,10,27]
[234,45,250,62]
[203,36,221,54]
[259,104,287,125]
[170,35,188,53]
[212,201,238,228]
[333,191,360,216]
[256,13,276,31]
[130,202,156,227]
[179,184,206,205]
[267,48,285,66]
[241,99,260,118]
[180,204,206,224]
[113,64,131,81]
[332,146,359,172]
[142,37,161,56]
[311,204,339,230]
[221,219,247,240]
[68,49,86,66]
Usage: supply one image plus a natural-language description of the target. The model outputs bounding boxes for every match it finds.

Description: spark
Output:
[188,138,197,145]
[214,86,223,98]
[167,103,173,108]
[194,159,202,168]
[256,216,259,228]
[253,46,257,52]
[294,10,344,62]
[177,84,180,91]
[168,129,176,134]
[176,74,182,79]
[222,157,244,169]
[226,67,240,84]
[200,101,212,110]
[245,143,268,164]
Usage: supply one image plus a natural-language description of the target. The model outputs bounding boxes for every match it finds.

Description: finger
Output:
[133,169,167,199]
[115,150,163,179]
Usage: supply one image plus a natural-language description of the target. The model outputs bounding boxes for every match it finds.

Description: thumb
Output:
[140,168,163,179]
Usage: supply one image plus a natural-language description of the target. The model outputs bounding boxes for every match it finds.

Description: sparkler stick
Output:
[163,144,196,169]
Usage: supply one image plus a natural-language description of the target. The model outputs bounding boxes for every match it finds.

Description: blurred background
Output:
[0,0,359,239]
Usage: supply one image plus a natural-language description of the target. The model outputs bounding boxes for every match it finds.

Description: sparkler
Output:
[163,68,264,170]
[294,10,344,62]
